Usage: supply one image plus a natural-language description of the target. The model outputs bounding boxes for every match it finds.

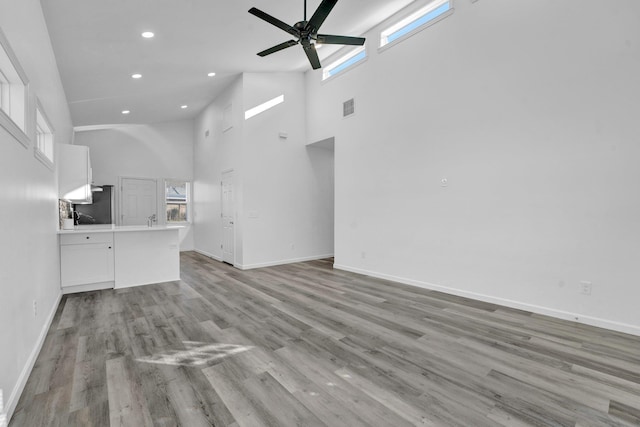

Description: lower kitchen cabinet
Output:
[59,226,181,294]
[60,232,114,293]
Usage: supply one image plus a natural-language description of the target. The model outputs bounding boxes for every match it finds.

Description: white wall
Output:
[306,0,640,335]
[0,0,73,420]
[193,76,244,262]
[242,73,334,268]
[74,120,195,250]
[193,73,335,269]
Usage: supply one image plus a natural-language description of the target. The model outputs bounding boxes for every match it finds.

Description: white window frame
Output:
[0,27,29,148]
[165,179,191,224]
[34,98,55,170]
[322,45,367,82]
[378,0,454,52]
[0,69,10,113]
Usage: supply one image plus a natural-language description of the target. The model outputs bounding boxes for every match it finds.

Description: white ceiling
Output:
[41,0,416,127]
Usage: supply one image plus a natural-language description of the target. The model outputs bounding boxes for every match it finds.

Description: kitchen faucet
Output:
[147,214,156,227]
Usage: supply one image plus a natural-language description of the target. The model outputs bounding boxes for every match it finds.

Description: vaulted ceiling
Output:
[41,0,415,126]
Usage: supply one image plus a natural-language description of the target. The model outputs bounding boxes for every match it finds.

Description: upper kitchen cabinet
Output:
[58,144,92,203]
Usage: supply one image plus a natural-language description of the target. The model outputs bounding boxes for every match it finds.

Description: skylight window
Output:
[380,0,452,48]
[244,95,284,120]
[322,46,367,81]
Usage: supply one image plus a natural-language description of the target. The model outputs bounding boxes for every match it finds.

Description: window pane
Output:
[322,46,367,81]
[380,0,451,47]
[35,107,54,165]
[0,74,9,113]
[166,181,187,202]
[166,203,187,222]
[165,180,189,222]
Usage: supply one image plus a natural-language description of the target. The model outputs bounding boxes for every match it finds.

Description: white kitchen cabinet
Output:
[58,143,92,203]
[60,232,114,293]
[58,226,181,294]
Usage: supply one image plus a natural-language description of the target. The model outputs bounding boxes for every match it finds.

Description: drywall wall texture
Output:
[0,0,73,420]
[306,0,640,334]
[193,73,334,268]
[74,120,195,250]
[241,72,334,268]
[193,76,245,263]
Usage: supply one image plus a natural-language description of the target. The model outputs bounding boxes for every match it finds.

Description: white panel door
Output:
[221,171,234,265]
[121,178,157,226]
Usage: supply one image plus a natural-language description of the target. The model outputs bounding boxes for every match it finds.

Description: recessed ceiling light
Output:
[122,110,130,114]
[207,72,216,77]
[131,73,142,79]
[141,31,155,38]
[181,105,188,109]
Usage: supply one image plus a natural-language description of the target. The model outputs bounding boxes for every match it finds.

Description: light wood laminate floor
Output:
[10,252,640,426]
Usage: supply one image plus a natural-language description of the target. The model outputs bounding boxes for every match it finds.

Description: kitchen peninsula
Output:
[58,225,182,294]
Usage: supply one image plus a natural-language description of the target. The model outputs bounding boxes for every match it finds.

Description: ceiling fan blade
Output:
[257,40,299,57]
[249,7,299,37]
[306,0,338,31]
[316,34,365,46]
[301,40,321,70]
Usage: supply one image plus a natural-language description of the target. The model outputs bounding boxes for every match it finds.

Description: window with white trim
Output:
[0,70,9,113]
[35,102,54,168]
[165,180,190,223]
[380,0,453,48]
[322,46,367,81]
[0,28,29,146]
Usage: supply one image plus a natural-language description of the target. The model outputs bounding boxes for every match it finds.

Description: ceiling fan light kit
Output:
[249,0,366,70]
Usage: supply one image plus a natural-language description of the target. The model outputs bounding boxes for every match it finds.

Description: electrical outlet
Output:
[33,300,37,317]
[580,281,592,295]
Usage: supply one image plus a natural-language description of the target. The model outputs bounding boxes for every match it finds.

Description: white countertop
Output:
[58,224,185,234]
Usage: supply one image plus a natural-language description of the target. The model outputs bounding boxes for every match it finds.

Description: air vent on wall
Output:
[343,98,355,118]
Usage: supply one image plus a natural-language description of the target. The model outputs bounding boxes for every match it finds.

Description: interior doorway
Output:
[119,177,157,226]
[306,137,335,259]
[221,170,235,265]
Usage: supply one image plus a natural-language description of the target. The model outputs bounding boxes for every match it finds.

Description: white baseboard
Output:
[334,264,640,337]
[62,281,114,294]
[237,254,334,270]
[5,291,62,422]
[114,276,181,290]
[194,249,222,262]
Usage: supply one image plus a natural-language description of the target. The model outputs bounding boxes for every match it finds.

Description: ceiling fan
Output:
[249,0,366,70]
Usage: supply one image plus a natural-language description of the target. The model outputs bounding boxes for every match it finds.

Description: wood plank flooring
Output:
[9,251,640,426]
